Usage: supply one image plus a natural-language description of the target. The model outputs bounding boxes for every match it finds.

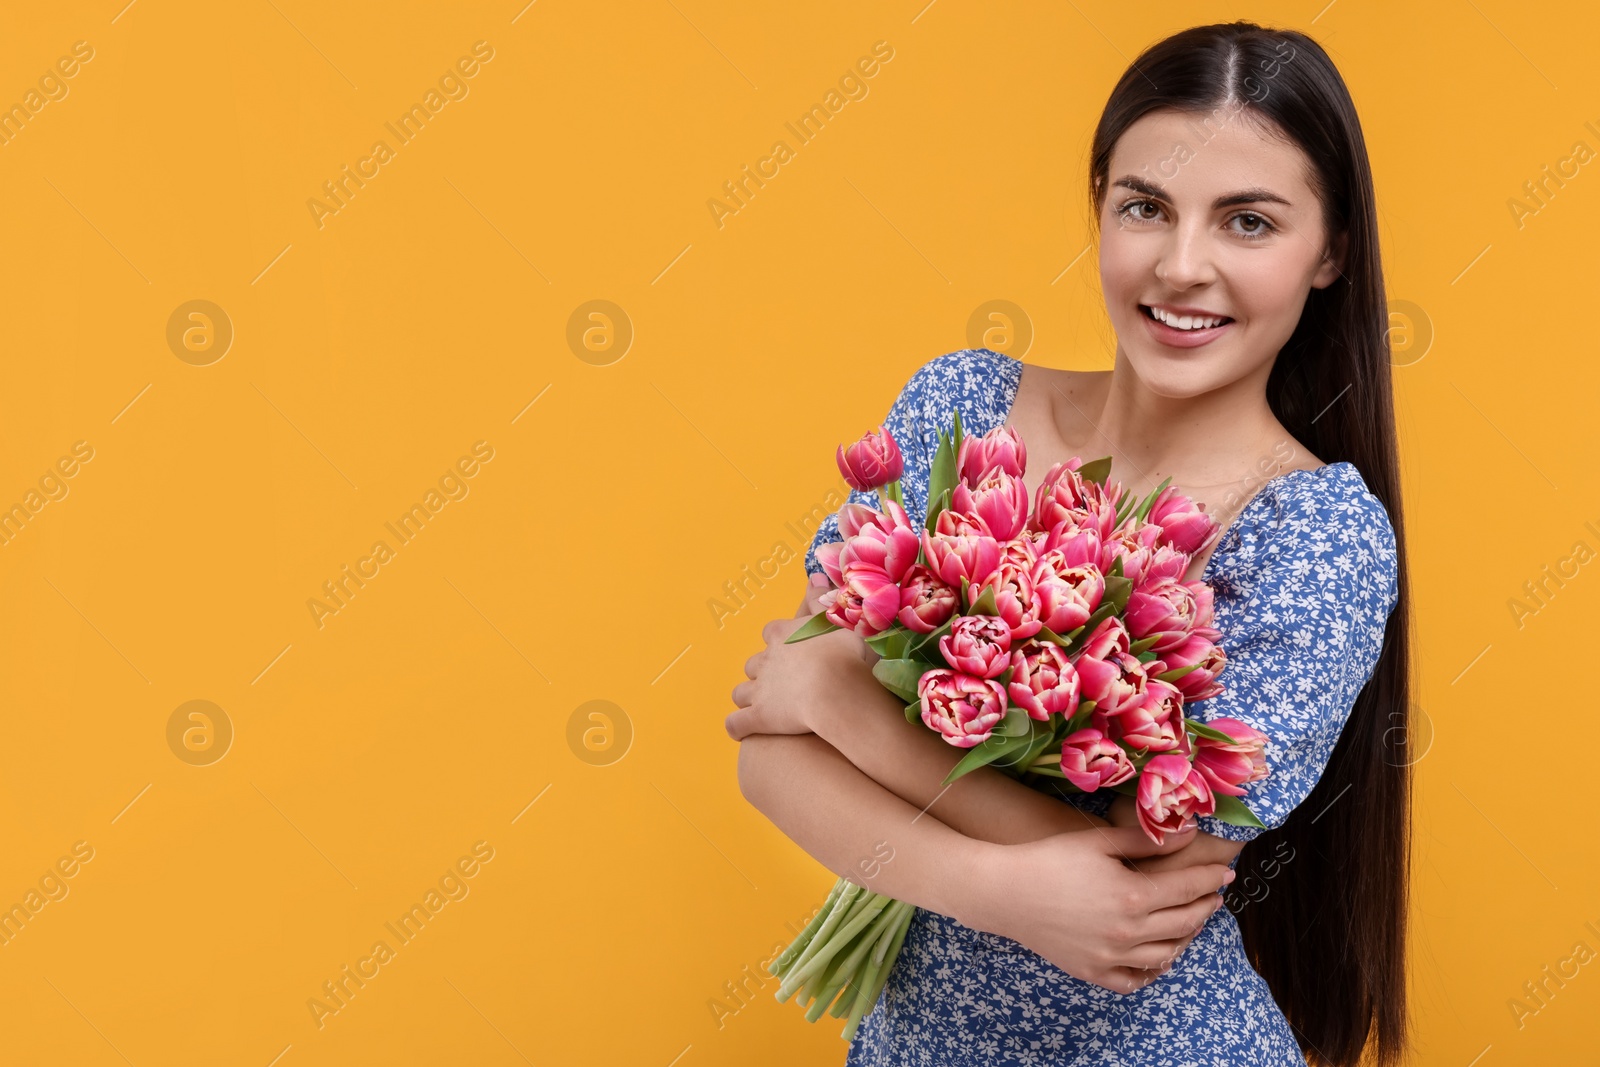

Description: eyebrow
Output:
[1111,175,1292,209]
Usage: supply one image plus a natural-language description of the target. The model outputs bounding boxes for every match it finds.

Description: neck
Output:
[1072,347,1286,493]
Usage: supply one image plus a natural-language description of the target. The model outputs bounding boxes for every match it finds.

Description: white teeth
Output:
[1150,306,1226,330]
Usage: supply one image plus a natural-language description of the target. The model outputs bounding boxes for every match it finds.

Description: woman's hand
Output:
[1092,793,1244,972]
[725,575,877,740]
[1107,794,1246,873]
[958,824,1236,994]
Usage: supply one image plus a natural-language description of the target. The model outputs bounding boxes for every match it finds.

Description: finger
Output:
[724,705,764,741]
[1135,892,1225,944]
[803,574,834,616]
[743,650,765,679]
[1118,937,1191,970]
[731,679,755,709]
[1103,966,1163,996]
[1098,822,1198,862]
[762,615,805,646]
[1142,862,1235,911]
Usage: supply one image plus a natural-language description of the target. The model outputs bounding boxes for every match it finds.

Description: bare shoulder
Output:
[1012,362,1112,455]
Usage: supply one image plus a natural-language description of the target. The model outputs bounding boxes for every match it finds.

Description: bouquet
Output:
[769,409,1271,1039]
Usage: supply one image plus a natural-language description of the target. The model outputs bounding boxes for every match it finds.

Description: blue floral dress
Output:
[803,348,1401,1066]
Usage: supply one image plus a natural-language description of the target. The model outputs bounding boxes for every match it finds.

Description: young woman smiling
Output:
[727,21,1411,1067]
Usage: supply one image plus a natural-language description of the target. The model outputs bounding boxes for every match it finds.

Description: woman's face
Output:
[1097,106,1345,399]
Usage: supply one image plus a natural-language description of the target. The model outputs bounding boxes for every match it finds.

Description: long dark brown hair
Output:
[1086,22,1413,1067]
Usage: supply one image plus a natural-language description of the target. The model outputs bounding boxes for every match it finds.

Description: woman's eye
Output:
[1117,199,1162,223]
[1115,199,1277,241]
[1232,212,1275,239]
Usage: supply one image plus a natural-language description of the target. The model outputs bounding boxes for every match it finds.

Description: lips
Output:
[1139,305,1234,328]
[1137,304,1235,349]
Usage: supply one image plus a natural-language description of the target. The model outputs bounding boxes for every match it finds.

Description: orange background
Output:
[0,2,1592,1064]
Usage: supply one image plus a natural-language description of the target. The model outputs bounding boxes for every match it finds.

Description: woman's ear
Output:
[1312,229,1348,289]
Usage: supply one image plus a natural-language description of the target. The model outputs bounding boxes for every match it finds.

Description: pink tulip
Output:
[1007,642,1081,721]
[897,564,958,634]
[1059,727,1136,792]
[823,584,866,633]
[1101,679,1188,755]
[921,516,1003,590]
[953,468,1030,541]
[1000,535,1040,572]
[817,500,917,587]
[1124,576,1212,654]
[1099,522,1162,587]
[1148,635,1227,701]
[918,669,1008,748]
[1136,754,1215,845]
[1074,618,1149,718]
[836,518,922,586]
[1078,615,1130,661]
[826,561,901,636]
[1032,463,1121,541]
[957,425,1028,485]
[838,497,912,538]
[1077,648,1149,721]
[836,425,904,491]
[939,615,1012,678]
[1147,486,1220,556]
[1035,525,1103,576]
[1192,717,1269,797]
[1031,562,1104,635]
[967,558,1043,642]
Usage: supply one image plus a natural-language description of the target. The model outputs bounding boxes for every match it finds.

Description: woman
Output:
[727,21,1411,1067]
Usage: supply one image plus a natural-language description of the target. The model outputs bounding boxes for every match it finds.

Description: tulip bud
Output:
[836,425,904,491]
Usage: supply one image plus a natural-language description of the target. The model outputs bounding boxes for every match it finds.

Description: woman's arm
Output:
[738,731,1235,992]
[808,659,1108,843]
[738,732,986,912]
[754,578,1103,843]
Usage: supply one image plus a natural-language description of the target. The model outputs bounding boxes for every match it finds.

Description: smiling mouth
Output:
[1139,305,1235,330]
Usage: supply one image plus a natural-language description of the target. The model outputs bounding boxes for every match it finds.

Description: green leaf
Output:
[905,699,922,724]
[951,407,964,455]
[1136,650,1158,664]
[1133,476,1173,523]
[996,717,1057,777]
[1062,699,1096,735]
[1034,624,1070,646]
[1210,794,1267,829]
[1064,604,1117,655]
[968,584,999,616]
[1127,634,1160,655]
[925,422,959,531]
[1108,555,1125,579]
[865,628,914,661]
[785,611,839,643]
[871,658,930,703]
[907,615,956,657]
[1078,456,1113,486]
[1184,718,1238,744]
[1155,662,1201,683]
[1103,574,1133,614]
[940,709,1031,786]
[926,486,955,534]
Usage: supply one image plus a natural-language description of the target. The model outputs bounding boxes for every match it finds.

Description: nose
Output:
[1154,221,1218,289]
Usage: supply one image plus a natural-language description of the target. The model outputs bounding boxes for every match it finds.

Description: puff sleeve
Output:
[1192,473,1401,843]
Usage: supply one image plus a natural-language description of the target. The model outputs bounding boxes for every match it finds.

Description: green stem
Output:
[843,902,915,1041]
[778,891,891,998]
[775,883,862,1001]
[770,878,847,977]
[806,896,906,1020]
[828,899,910,1020]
